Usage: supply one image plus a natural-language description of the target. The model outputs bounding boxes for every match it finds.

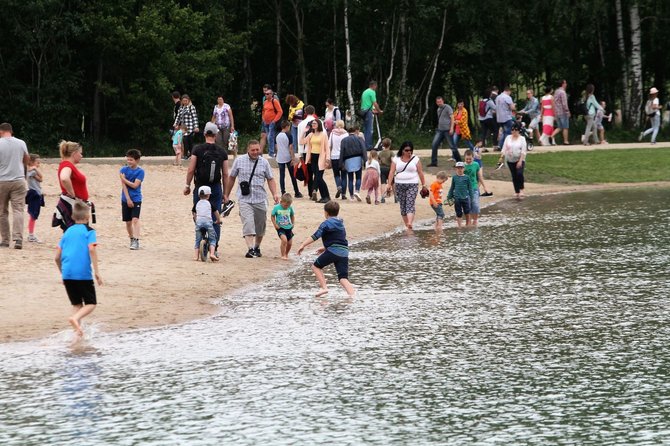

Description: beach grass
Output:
[427,148,670,185]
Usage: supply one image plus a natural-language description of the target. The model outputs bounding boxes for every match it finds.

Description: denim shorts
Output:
[432,204,445,220]
[469,190,480,215]
[454,198,470,218]
[556,115,570,129]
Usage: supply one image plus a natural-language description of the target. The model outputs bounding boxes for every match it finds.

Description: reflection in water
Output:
[0,188,668,445]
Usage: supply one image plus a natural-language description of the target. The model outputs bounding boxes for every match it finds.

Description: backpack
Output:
[196,144,224,184]
[644,100,655,116]
[478,99,488,118]
[575,100,588,116]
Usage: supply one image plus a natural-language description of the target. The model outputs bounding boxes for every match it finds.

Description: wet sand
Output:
[0,155,666,343]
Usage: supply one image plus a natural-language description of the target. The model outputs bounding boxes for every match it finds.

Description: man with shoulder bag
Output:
[225,140,280,258]
[184,122,230,257]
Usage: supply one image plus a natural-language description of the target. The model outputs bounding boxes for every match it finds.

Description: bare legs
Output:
[311,264,355,297]
[69,304,96,337]
[279,234,292,260]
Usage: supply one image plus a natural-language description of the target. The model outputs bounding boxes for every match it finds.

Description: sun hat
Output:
[649,87,659,95]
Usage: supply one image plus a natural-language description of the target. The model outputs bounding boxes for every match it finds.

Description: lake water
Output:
[1,188,669,445]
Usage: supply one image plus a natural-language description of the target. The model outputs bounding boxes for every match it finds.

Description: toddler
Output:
[271,193,296,260]
[429,171,448,231]
[25,153,44,242]
[192,185,221,262]
[361,150,381,204]
[172,124,185,165]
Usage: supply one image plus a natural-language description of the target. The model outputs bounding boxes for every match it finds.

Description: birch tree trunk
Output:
[384,12,398,111]
[418,9,447,131]
[344,0,355,120]
[275,0,282,94]
[629,1,643,127]
[93,57,103,145]
[290,1,308,102]
[332,3,338,102]
[615,0,630,126]
[394,12,408,123]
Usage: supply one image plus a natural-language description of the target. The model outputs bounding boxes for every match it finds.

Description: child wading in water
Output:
[447,161,473,227]
[55,201,103,338]
[429,171,448,232]
[120,149,145,250]
[463,149,491,226]
[192,185,221,262]
[361,150,381,204]
[297,201,355,297]
[25,154,45,243]
[271,193,296,260]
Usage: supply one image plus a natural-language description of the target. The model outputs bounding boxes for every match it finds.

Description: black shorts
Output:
[121,201,142,221]
[380,166,390,184]
[277,227,294,241]
[314,250,349,280]
[63,280,97,306]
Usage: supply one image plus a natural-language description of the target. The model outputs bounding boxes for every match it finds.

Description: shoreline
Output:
[0,157,667,344]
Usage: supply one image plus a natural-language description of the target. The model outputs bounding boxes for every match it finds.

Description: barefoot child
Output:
[297,201,355,297]
[55,200,103,338]
[172,124,185,165]
[378,138,393,202]
[120,149,145,250]
[464,149,491,226]
[361,149,381,204]
[429,171,448,232]
[25,154,45,243]
[192,185,221,262]
[447,162,472,227]
[271,193,295,260]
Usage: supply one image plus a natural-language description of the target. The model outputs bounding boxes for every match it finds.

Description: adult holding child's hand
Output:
[53,140,90,231]
[387,141,426,231]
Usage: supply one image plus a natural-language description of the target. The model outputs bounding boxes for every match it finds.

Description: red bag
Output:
[294,160,309,185]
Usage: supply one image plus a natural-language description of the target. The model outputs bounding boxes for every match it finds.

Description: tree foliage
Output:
[0,0,667,153]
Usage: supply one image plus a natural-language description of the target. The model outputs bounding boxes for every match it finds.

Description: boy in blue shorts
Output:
[447,161,472,227]
[297,200,355,297]
[120,149,145,250]
[55,201,103,338]
[271,193,295,260]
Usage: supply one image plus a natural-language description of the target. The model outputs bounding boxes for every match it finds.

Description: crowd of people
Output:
[0,80,664,338]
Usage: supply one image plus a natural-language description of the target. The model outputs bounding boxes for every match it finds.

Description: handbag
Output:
[239,157,259,196]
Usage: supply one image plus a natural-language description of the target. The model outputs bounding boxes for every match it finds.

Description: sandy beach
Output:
[0,153,666,343]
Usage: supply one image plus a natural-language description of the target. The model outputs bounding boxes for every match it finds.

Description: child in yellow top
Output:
[429,171,448,231]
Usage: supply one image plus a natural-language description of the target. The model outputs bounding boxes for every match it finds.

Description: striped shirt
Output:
[230,154,274,204]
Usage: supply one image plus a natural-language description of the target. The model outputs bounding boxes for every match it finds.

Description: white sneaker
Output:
[130,238,139,250]
[27,235,42,243]
[353,193,362,202]
[638,132,644,142]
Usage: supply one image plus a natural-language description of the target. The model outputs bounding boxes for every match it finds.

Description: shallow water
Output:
[1,188,669,445]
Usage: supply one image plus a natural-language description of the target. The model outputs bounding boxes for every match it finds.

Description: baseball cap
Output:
[198,185,212,195]
[455,162,465,168]
[204,122,219,135]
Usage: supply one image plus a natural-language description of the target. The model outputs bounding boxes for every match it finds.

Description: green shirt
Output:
[447,174,472,200]
[464,162,480,190]
[271,204,294,229]
[361,88,377,111]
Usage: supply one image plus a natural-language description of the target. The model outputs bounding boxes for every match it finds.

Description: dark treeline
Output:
[1,0,668,154]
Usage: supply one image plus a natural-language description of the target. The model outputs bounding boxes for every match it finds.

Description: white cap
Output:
[204,122,219,135]
[455,162,465,168]
[198,185,212,195]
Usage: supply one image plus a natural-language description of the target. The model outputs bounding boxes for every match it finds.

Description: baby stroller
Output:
[515,116,534,151]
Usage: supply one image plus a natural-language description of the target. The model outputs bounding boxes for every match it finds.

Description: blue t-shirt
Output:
[59,224,97,280]
[311,217,349,257]
[271,204,294,229]
[120,165,145,203]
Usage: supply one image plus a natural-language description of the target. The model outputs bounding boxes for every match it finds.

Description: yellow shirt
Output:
[310,132,323,154]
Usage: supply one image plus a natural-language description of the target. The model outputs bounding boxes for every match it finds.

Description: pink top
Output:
[541,96,554,117]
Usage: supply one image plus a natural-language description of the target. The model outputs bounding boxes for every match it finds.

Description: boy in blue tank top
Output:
[297,201,355,297]
[55,201,103,338]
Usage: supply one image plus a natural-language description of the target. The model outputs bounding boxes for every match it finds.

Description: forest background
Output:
[1,0,668,155]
